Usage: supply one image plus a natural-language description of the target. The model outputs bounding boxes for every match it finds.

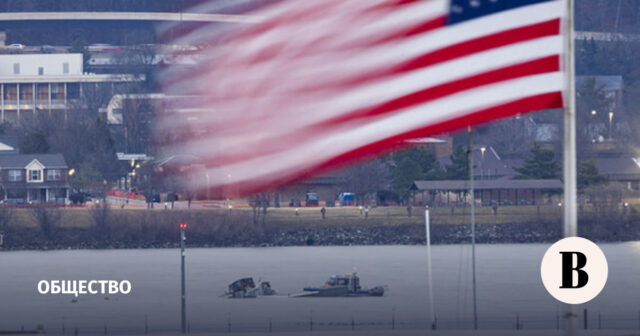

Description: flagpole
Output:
[468,126,478,330]
[425,206,436,330]
[563,0,578,334]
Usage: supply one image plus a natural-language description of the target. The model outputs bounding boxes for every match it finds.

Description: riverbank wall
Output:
[0,205,636,250]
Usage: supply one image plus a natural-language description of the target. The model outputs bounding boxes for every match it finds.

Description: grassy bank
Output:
[0,204,636,250]
[3,204,570,230]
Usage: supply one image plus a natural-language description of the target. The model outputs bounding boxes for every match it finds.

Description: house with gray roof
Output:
[0,136,18,154]
[594,157,640,190]
[0,153,70,203]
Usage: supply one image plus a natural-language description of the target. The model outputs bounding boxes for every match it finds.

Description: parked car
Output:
[7,43,25,50]
[69,192,93,204]
[338,192,356,206]
[40,45,56,53]
[305,193,319,207]
[88,43,121,53]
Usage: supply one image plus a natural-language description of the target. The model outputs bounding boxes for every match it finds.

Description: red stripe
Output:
[164,3,446,91]
[361,16,446,47]
[162,63,565,168]
[366,0,422,12]
[242,15,446,65]
[315,55,560,129]
[203,18,561,102]
[292,18,561,94]
[204,92,564,197]
[232,1,344,42]
[199,56,561,166]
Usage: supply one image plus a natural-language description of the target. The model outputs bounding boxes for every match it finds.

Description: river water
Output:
[1,243,639,334]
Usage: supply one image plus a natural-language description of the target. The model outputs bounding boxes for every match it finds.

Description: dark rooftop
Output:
[576,75,623,91]
[594,158,640,178]
[0,154,68,169]
[411,179,563,191]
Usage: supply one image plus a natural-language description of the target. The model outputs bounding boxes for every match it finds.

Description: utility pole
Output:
[468,126,478,330]
[180,222,187,334]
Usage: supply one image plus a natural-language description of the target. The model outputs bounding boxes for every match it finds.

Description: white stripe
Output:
[159,0,445,86]
[164,0,378,48]
[228,0,448,62]
[158,36,563,137]
[230,0,561,67]
[176,72,563,181]
[161,0,446,89]
[251,36,564,117]
[163,0,563,96]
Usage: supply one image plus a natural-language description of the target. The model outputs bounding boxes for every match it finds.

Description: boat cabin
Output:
[325,273,361,292]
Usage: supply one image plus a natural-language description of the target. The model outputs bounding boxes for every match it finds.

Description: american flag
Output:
[157,0,566,196]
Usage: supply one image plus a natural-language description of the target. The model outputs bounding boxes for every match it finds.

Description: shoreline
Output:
[0,219,636,251]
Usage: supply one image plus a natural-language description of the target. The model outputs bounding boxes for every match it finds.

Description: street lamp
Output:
[590,109,597,116]
[179,222,187,334]
[480,147,486,180]
[608,112,614,140]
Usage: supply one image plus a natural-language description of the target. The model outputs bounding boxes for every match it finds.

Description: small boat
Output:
[224,278,277,298]
[292,272,385,297]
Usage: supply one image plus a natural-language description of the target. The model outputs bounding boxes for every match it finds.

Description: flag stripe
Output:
[165,72,564,174]
[262,18,561,95]
[164,1,562,99]
[314,55,560,129]
[159,0,567,195]
[159,35,563,134]
[198,92,564,197]
[167,18,560,114]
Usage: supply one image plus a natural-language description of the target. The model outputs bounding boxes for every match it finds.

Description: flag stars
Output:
[449,0,552,25]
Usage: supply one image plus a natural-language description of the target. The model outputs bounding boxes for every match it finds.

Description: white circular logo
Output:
[540,237,608,304]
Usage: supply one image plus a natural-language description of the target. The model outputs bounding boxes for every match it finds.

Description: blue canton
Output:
[448,0,556,25]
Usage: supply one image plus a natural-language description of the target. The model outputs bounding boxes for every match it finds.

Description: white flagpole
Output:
[424,206,436,330]
[563,0,578,334]
[468,126,478,330]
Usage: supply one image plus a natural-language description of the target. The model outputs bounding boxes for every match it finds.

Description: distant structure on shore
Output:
[0,137,69,203]
[0,53,141,123]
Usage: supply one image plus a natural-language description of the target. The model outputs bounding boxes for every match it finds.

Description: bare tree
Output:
[342,159,389,202]
[30,203,61,240]
[91,201,111,242]
[475,116,536,158]
[0,204,13,233]
[576,76,614,147]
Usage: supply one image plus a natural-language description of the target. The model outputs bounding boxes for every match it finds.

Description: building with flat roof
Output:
[0,53,142,122]
[410,179,563,206]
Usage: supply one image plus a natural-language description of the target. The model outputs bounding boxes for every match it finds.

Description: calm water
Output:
[1,243,639,334]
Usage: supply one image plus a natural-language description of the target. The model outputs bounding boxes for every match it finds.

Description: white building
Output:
[0,53,142,122]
